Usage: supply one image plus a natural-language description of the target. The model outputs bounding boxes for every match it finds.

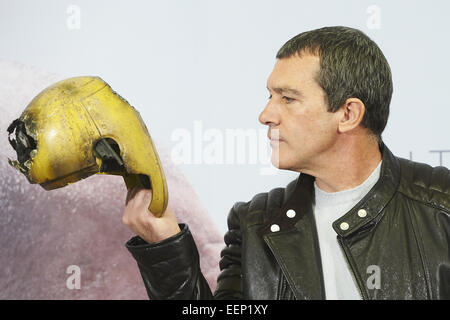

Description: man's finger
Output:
[125,186,141,205]
[135,188,152,205]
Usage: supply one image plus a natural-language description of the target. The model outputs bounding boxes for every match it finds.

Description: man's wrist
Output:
[126,223,186,248]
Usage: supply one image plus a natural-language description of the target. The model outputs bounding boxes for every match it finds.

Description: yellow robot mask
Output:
[7,76,168,217]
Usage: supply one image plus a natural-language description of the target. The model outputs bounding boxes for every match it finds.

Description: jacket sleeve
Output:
[213,202,244,299]
[125,203,245,300]
[125,223,213,299]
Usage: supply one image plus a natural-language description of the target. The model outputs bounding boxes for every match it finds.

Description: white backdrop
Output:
[1,0,449,234]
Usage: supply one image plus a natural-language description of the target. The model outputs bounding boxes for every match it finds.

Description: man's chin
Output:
[271,155,289,171]
[271,154,302,172]
[269,143,291,169]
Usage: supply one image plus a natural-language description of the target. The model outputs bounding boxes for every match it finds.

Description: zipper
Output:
[337,236,369,300]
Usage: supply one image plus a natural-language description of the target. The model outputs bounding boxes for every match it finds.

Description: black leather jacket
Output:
[126,144,450,299]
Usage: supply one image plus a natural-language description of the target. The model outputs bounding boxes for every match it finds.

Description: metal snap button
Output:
[358,209,367,218]
[340,222,349,231]
[270,224,280,232]
[286,209,296,218]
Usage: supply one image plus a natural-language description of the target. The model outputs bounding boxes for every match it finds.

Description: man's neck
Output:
[312,137,382,193]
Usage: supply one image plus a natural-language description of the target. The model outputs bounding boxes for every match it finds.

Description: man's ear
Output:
[337,98,365,133]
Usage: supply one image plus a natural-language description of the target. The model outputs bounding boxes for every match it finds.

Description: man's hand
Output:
[122,187,181,244]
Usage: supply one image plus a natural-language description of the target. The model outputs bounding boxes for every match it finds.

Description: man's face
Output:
[259,53,341,173]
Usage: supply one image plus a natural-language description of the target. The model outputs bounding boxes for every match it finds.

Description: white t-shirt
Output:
[313,160,382,300]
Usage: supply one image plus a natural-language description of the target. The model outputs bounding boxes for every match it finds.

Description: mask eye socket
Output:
[7,119,37,169]
[94,138,152,189]
[94,138,125,173]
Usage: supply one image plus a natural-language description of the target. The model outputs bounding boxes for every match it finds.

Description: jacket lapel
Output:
[259,174,325,300]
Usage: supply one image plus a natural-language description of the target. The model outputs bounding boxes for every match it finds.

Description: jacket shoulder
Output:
[397,157,450,213]
[228,178,298,228]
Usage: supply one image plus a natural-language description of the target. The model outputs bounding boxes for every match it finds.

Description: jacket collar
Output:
[331,142,401,237]
[259,141,401,238]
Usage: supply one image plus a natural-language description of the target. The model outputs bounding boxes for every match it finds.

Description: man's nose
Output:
[258,101,280,126]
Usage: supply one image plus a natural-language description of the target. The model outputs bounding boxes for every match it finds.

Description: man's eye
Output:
[267,94,272,100]
[282,96,295,103]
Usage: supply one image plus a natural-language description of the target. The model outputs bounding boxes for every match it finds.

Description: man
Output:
[123,26,450,299]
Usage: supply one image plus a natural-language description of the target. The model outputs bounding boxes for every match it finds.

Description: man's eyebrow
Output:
[267,86,303,97]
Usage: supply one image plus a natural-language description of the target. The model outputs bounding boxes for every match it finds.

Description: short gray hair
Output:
[276,26,393,138]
